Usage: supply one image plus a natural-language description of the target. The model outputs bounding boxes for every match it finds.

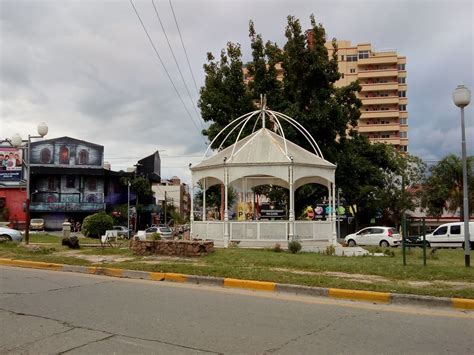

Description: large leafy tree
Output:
[198,15,404,226]
[420,154,474,219]
[199,42,254,147]
[377,150,426,227]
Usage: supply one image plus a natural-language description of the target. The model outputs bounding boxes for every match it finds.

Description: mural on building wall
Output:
[29,137,106,215]
[30,137,104,167]
[0,147,23,182]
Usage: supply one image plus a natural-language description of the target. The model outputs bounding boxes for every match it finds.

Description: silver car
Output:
[0,226,23,242]
[145,226,173,239]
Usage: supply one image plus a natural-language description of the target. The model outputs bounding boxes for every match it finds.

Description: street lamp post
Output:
[127,180,131,239]
[10,123,48,245]
[452,85,471,267]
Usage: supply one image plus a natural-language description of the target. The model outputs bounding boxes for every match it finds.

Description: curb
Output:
[1,257,473,311]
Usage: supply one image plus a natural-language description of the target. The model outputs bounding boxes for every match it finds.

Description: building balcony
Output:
[360,83,399,92]
[30,202,106,212]
[357,69,399,79]
[357,56,398,65]
[368,137,401,145]
[358,123,400,133]
[360,110,400,119]
[361,96,399,105]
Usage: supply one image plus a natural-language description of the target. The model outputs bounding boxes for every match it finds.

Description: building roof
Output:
[191,127,335,170]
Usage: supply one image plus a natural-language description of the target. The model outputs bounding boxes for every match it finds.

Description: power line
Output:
[129,0,203,135]
[151,0,204,129]
[168,0,201,98]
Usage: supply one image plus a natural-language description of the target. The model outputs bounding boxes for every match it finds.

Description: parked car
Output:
[112,226,131,238]
[0,226,23,242]
[423,221,474,248]
[344,226,401,247]
[30,218,45,231]
[145,226,173,239]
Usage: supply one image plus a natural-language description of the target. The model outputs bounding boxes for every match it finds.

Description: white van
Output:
[424,221,474,248]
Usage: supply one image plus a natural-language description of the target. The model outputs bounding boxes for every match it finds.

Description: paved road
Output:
[0,266,473,354]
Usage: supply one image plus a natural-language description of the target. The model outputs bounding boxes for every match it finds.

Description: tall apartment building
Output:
[242,39,408,152]
[324,40,408,152]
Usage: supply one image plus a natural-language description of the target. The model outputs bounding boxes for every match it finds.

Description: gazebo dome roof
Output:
[191,127,335,170]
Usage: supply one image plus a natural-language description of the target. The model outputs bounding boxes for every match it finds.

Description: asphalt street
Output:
[0,266,473,354]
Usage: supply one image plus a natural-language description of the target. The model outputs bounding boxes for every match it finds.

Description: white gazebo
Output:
[190,102,338,249]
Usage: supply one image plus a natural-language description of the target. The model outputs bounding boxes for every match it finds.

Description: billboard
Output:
[0,148,23,182]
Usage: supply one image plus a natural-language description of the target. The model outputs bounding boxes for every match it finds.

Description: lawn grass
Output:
[28,233,100,245]
[0,242,472,298]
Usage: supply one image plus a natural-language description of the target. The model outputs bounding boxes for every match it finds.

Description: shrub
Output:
[273,243,282,253]
[325,244,336,256]
[383,249,395,257]
[151,232,161,240]
[82,212,113,238]
[288,240,302,254]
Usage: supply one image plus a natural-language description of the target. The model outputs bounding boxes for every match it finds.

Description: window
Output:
[87,178,97,191]
[340,55,345,61]
[341,73,344,79]
[66,176,75,188]
[78,149,89,165]
[40,148,51,164]
[358,50,370,59]
[400,118,407,125]
[399,104,407,111]
[400,132,407,138]
[47,195,57,203]
[400,145,408,152]
[450,225,461,235]
[381,133,390,138]
[433,226,448,236]
[47,177,56,190]
[59,146,69,165]
[398,91,406,97]
[86,194,97,203]
[398,77,406,84]
[398,63,406,70]
[349,68,356,74]
[346,55,357,62]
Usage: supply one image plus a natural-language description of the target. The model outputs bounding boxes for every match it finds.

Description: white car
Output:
[424,221,474,248]
[0,226,23,242]
[344,227,401,247]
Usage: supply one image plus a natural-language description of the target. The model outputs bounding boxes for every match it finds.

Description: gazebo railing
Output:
[192,220,333,243]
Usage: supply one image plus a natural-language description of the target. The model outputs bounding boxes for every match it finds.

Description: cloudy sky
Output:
[1,0,472,183]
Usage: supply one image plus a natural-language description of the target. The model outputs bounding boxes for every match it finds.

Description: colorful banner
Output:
[0,148,23,182]
[237,202,254,221]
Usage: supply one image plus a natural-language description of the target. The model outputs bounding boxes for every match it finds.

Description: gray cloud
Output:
[1,0,473,182]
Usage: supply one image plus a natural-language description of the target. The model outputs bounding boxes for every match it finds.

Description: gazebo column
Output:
[202,178,206,221]
[190,179,194,239]
[288,163,295,240]
[224,165,230,247]
[331,182,337,245]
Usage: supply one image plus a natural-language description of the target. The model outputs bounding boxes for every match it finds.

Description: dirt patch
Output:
[270,267,473,289]
[55,250,135,264]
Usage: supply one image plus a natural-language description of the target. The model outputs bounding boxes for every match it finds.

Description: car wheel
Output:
[348,239,356,247]
[424,241,431,248]
[0,234,12,242]
[380,240,389,248]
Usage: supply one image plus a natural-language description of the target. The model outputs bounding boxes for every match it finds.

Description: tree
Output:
[199,42,254,148]
[377,150,426,227]
[420,154,474,219]
[198,15,397,224]
[335,134,398,228]
[194,184,237,218]
[82,212,113,238]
